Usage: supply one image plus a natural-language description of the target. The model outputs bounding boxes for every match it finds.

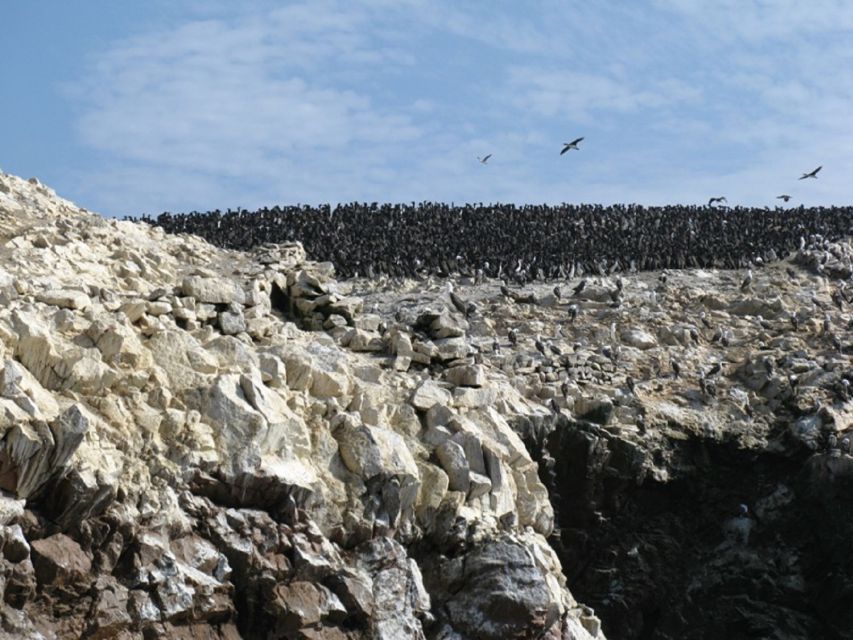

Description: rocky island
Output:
[1,171,851,639]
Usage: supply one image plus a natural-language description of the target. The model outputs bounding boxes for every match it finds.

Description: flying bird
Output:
[477,154,492,164]
[799,166,822,180]
[560,137,584,154]
[708,197,727,206]
[777,194,792,202]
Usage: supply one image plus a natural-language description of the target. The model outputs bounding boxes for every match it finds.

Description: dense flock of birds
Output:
[140,139,838,281]
[142,202,853,281]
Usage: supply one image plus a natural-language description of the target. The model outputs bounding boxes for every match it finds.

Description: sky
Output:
[2,0,853,217]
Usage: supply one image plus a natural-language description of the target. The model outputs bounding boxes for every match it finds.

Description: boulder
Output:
[181,276,246,305]
[30,533,92,586]
[445,364,486,388]
[411,380,452,411]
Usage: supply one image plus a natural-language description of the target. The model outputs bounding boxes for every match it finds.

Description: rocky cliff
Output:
[2,171,852,640]
[0,172,603,639]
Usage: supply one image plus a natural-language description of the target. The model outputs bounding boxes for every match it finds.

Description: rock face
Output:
[4,170,852,639]
[0,171,601,639]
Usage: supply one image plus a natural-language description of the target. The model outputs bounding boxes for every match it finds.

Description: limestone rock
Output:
[36,289,91,310]
[411,380,452,411]
[446,364,486,388]
[181,275,246,305]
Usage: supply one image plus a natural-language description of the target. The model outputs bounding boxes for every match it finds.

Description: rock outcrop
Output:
[0,172,601,638]
[4,170,853,639]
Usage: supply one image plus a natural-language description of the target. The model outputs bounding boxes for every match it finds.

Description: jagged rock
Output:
[342,328,384,352]
[0,171,610,639]
[574,396,614,425]
[411,380,452,411]
[435,440,470,492]
[219,307,247,335]
[446,364,486,388]
[30,533,92,586]
[426,535,567,640]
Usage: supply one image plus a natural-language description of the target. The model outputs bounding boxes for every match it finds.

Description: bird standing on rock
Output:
[573,279,587,296]
[671,358,682,378]
[568,303,579,323]
[508,328,518,346]
[740,269,753,291]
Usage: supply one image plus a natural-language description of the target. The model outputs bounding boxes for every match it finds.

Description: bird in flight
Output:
[708,196,727,206]
[799,166,822,180]
[560,137,584,155]
[777,194,792,202]
[477,154,492,164]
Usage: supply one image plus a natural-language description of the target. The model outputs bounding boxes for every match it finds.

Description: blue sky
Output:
[2,1,853,216]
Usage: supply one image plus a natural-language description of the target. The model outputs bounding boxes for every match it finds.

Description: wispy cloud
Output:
[61,1,853,214]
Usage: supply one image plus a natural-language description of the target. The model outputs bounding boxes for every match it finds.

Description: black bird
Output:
[508,328,518,346]
[671,358,682,378]
[549,342,563,357]
[790,313,800,332]
[777,194,792,202]
[561,137,584,154]
[786,267,797,281]
[626,375,637,395]
[573,279,587,296]
[553,285,562,300]
[706,362,722,377]
[568,303,579,323]
[492,338,501,354]
[477,154,492,164]
[689,327,701,345]
[831,333,843,353]
[789,373,799,395]
[763,357,774,376]
[448,283,471,317]
[799,166,822,180]
[534,335,548,356]
[708,196,727,206]
[831,288,844,311]
[700,311,713,330]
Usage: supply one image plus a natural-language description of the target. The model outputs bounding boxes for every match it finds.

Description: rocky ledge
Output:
[2,171,852,640]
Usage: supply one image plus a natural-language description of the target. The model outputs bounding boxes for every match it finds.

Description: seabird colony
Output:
[143,202,853,281]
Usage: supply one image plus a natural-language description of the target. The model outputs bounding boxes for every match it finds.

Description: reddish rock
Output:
[30,533,92,587]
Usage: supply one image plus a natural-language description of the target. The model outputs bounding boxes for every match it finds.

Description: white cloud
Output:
[64,1,853,214]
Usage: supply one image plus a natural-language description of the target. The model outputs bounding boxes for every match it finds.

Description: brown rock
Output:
[30,533,92,586]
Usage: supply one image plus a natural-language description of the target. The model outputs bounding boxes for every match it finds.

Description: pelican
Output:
[799,166,822,180]
[477,154,492,164]
[560,137,584,154]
